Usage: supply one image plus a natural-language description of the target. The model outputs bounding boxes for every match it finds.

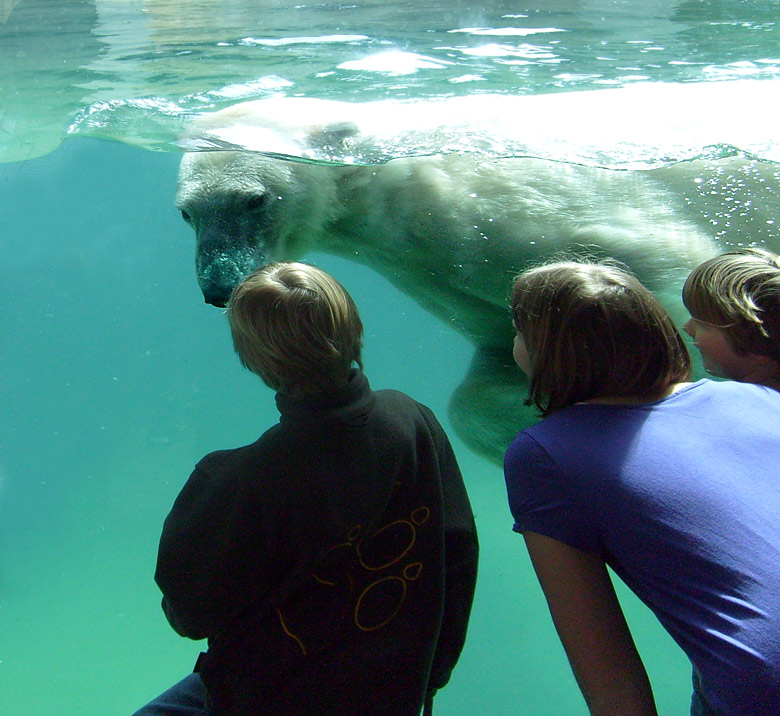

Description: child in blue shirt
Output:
[505,259,780,716]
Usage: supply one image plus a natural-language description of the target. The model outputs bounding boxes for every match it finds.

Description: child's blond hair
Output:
[683,248,780,364]
[228,262,363,395]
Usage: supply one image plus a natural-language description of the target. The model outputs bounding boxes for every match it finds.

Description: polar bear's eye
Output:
[246,194,268,212]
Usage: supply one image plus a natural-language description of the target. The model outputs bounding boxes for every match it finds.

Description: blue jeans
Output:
[132,673,206,716]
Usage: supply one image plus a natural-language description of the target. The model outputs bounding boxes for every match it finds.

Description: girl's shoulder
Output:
[677,377,780,404]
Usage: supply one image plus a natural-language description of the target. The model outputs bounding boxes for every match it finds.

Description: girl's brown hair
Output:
[511,260,691,416]
[228,262,363,395]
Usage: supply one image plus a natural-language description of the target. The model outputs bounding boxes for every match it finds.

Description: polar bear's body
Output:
[178,149,716,337]
[176,92,778,463]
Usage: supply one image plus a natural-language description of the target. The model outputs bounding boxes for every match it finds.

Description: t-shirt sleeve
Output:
[504,431,602,554]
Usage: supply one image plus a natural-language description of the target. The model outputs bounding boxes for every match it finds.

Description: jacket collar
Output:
[275,369,374,424]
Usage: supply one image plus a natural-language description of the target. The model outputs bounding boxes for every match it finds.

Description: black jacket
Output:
[155,370,478,716]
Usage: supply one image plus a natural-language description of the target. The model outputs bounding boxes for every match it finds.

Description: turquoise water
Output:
[2,2,780,714]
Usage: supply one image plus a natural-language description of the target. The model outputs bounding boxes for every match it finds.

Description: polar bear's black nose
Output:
[199,278,233,307]
[203,290,230,308]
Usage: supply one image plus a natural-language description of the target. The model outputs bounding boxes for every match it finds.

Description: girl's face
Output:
[513,329,532,376]
[683,317,746,380]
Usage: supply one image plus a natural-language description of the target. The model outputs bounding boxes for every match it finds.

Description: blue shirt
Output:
[505,379,780,715]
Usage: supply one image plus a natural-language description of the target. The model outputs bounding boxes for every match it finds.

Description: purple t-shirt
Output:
[504,379,780,715]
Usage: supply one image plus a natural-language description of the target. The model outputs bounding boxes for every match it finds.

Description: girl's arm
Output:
[523,530,658,716]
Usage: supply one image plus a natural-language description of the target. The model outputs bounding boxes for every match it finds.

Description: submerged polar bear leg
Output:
[449,346,531,465]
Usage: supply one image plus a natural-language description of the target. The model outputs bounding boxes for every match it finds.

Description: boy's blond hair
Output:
[683,248,780,365]
[512,260,691,416]
[227,262,363,395]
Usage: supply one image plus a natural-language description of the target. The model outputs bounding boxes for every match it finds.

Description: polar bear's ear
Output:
[307,121,360,151]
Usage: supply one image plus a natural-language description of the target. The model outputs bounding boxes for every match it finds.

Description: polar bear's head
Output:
[175,99,369,306]
[176,149,343,307]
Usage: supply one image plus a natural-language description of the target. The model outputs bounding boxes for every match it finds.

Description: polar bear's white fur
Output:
[176,92,778,463]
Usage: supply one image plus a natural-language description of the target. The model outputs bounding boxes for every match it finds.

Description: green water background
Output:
[0,137,690,715]
[2,1,780,714]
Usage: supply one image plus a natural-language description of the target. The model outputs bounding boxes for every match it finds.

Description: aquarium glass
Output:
[1,2,779,714]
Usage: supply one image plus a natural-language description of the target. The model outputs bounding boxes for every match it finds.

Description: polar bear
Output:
[175,91,779,464]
